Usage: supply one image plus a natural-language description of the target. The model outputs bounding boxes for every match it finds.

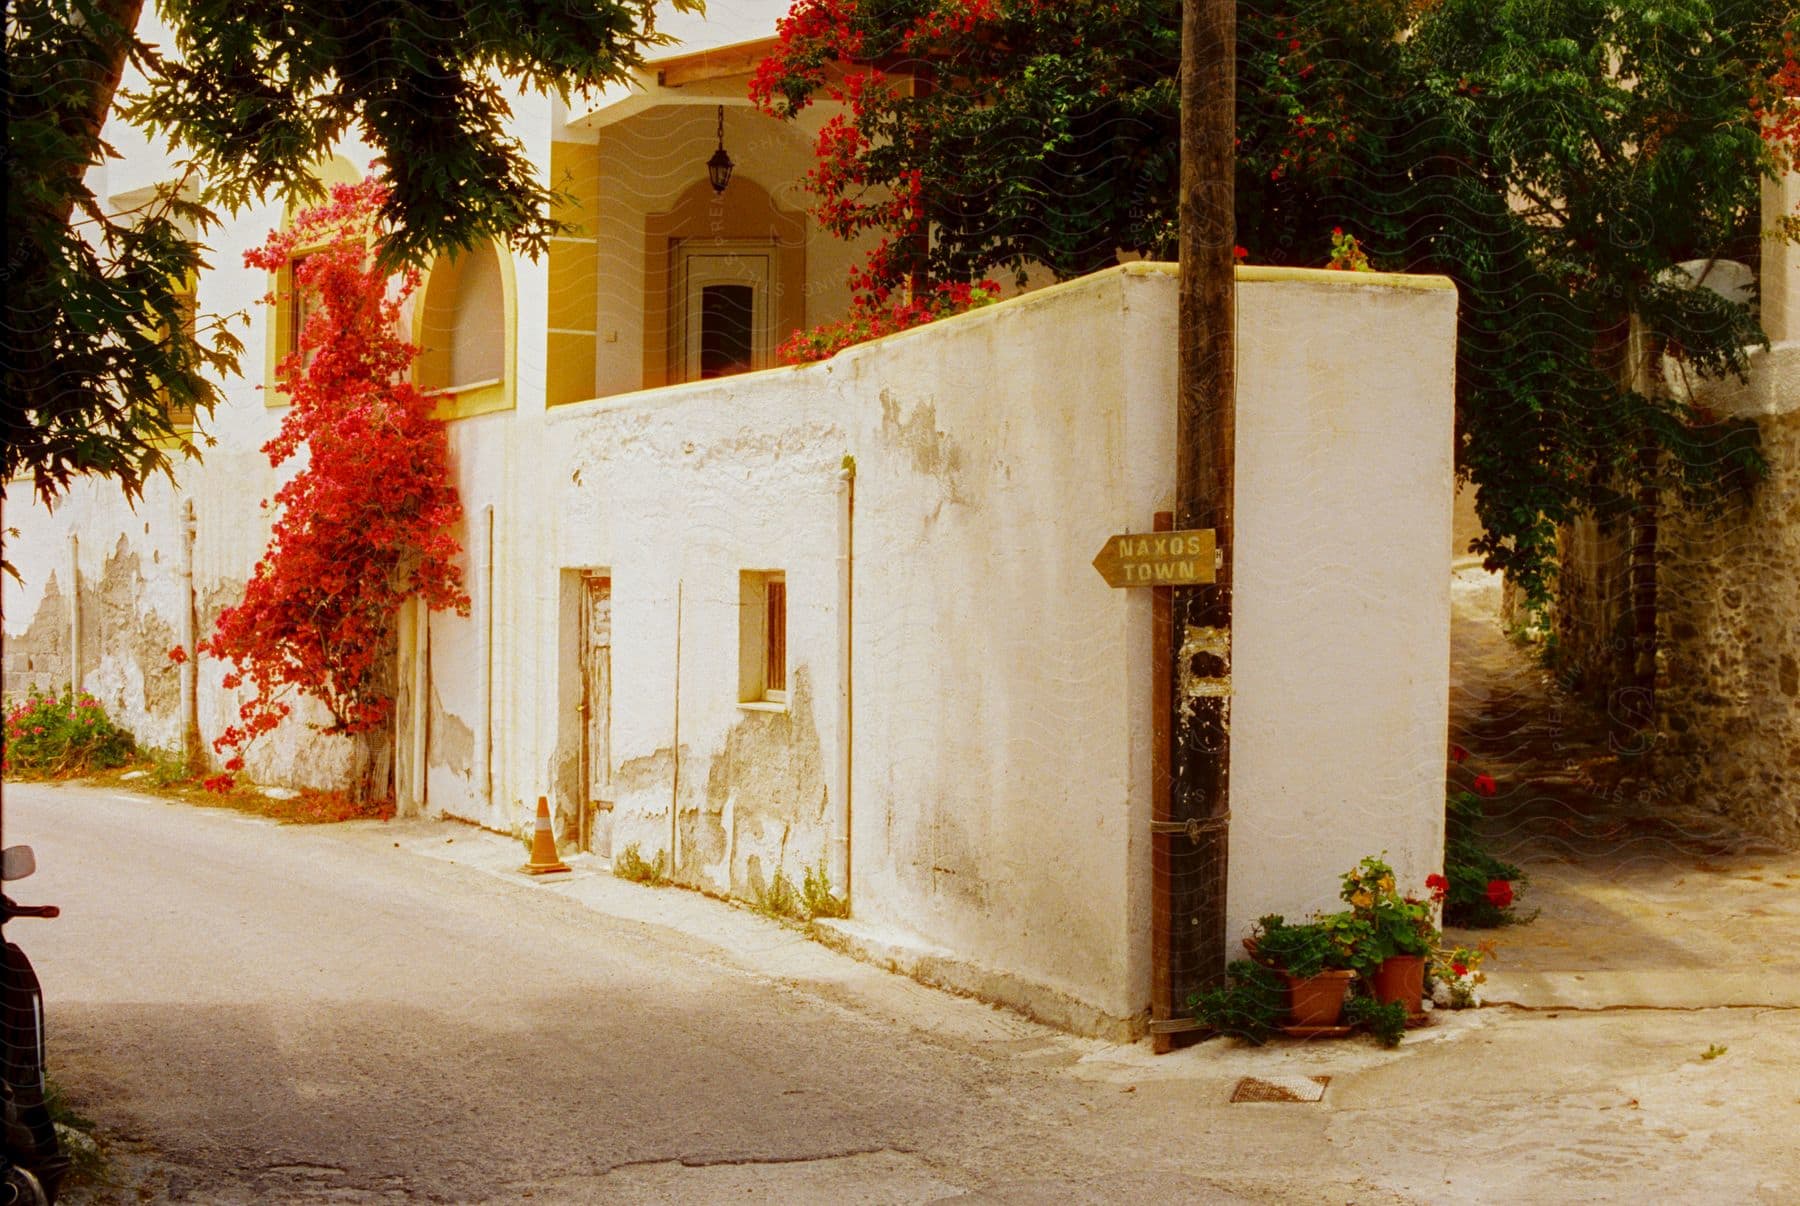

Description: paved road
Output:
[3,782,1279,1203]
[7,780,1799,1204]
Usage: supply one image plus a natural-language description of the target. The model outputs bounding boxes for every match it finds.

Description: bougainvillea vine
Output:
[196,180,468,792]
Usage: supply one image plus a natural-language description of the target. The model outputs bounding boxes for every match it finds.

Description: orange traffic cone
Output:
[520,796,571,875]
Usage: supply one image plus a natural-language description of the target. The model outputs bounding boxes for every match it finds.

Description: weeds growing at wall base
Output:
[756,869,805,921]
[614,843,670,885]
[802,861,848,919]
[755,861,847,924]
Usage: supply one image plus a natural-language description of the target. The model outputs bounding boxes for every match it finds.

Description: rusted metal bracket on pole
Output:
[1149,814,1231,842]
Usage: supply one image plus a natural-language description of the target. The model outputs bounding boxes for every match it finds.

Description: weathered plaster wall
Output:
[529,263,1456,1033]
[837,270,1169,1030]
[540,371,849,901]
[2,119,387,790]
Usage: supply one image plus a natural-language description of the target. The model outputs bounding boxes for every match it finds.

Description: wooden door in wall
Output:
[580,574,613,856]
[676,244,773,382]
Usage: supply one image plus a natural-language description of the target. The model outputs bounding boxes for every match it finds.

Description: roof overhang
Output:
[567,36,779,131]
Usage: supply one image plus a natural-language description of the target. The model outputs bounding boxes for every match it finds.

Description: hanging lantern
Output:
[707,105,734,194]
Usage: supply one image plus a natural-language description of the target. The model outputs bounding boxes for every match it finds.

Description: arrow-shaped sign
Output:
[1092,528,1217,588]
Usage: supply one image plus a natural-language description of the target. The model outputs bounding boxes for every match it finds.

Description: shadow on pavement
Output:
[1447,569,1800,1008]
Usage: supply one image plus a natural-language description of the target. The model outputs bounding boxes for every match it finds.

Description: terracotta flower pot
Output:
[1372,955,1425,1014]
[1283,970,1355,1027]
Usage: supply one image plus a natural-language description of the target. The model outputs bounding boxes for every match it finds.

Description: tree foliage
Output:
[3,0,694,532]
[755,0,1800,601]
[197,181,468,792]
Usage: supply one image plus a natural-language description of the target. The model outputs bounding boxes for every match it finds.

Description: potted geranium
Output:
[1243,913,1362,1028]
[1340,856,1439,1017]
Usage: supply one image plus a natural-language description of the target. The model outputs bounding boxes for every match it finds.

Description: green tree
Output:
[3,0,695,538]
[754,0,1800,611]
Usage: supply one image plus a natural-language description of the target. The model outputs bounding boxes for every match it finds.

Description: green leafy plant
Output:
[613,843,669,886]
[1326,227,1374,272]
[1344,995,1408,1048]
[801,861,848,920]
[752,0,1800,618]
[1244,914,1357,978]
[1190,960,1287,1045]
[2,688,135,778]
[756,869,805,921]
[1317,910,1378,975]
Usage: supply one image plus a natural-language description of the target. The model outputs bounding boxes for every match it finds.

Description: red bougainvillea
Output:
[197,180,468,791]
[1753,26,1800,166]
[777,278,1001,364]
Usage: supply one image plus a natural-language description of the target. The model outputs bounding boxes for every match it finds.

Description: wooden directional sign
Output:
[1092,528,1217,588]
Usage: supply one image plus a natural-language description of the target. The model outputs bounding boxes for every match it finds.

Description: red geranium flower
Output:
[1485,879,1514,909]
[1426,873,1449,902]
[1449,744,1469,763]
[1452,962,1469,977]
[1472,773,1497,796]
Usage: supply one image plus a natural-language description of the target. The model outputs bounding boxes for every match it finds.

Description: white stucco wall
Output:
[6,195,1457,1035]
[1227,270,1457,943]
[514,263,1457,1031]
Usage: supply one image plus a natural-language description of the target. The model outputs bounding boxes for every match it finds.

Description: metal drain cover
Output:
[1230,1075,1330,1103]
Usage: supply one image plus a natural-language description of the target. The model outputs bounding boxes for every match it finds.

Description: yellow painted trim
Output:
[429,381,510,422]
[151,268,200,441]
[1234,263,1457,292]
[263,156,363,408]
[411,239,518,421]
[856,260,1454,354]
[1114,260,1454,291]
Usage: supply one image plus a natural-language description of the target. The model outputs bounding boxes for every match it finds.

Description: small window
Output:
[416,244,506,393]
[285,253,326,367]
[739,571,787,705]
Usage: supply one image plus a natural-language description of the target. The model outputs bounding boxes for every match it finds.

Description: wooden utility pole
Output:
[1164,0,1236,1041]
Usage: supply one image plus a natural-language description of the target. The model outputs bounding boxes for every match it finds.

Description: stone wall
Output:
[1553,170,1800,844]
[1655,381,1800,841]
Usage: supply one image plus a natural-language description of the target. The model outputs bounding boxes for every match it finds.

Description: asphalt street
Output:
[5,780,1797,1204]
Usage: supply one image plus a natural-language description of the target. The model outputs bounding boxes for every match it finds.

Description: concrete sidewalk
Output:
[398,811,1800,1204]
